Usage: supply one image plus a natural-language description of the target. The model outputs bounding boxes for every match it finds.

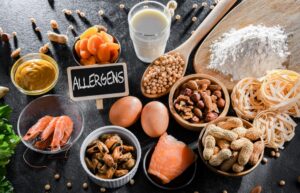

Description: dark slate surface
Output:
[0,0,299,193]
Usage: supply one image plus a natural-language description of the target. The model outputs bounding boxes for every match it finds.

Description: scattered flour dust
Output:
[208,25,290,80]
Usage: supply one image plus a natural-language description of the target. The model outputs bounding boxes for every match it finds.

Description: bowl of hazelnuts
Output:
[168,74,230,131]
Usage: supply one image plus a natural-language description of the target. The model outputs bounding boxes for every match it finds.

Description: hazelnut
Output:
[217,98,226,108]
[190,93,201,102]
[191,116,200,123]
[193,108,202,118]
[196,100,205,109]
[181,88,193,96]
[205,112,218,122]
[213,90,222,98]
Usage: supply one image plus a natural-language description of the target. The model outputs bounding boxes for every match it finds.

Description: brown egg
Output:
[109,96,142,127]
[141,101,169,137]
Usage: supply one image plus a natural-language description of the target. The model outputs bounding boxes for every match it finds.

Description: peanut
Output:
[232,163,244,173]
[231,138,250,150]
[220,151,238,172]
[207,124,238,141]
[203,135,216,160]
[217,117,243,130]
[209,149,232,166]
[245,128,262,141]
[47,31,68,44]
[216,139,230,149]
[249,141,264,165]
[213,146,220,155]
[232,127,247,137]
[11,48,21,58]
[238,140,254,166]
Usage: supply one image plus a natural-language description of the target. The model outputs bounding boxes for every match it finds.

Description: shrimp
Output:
[34,135,53,150]
[60,116,74,146]
[40,117,58,141]
[23,116,52,141]
[51,116,73,150]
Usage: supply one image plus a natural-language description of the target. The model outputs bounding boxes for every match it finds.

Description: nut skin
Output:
[205,112,218,122]
[213,90,222,98]
[181,88,193,96]
[217,98,226,108]
[193,108,202,118]
[196,100,205,109]
[190,92,201,102]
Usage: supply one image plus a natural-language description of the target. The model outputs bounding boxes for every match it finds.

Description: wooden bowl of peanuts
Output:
[198,116,264,177]
[168,74,230,131]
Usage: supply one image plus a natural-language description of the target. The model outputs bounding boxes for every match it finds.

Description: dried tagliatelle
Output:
[231,77,266,120]
[253,110,296,149]
[260,70,300,117]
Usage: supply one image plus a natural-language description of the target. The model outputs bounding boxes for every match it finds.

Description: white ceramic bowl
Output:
[80,125,141,188]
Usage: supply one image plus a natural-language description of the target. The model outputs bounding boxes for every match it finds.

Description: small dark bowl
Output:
[143,144,197,190]
[72,34,121,66]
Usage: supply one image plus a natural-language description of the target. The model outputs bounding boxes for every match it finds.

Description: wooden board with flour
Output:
[193,0,300,90]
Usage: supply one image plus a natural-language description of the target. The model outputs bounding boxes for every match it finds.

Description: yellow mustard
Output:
[14,59,57,91]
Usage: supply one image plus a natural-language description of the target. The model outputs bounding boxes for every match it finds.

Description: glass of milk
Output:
[128,1,171,63]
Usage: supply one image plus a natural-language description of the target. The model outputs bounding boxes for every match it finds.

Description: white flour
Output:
[208,25,290,80]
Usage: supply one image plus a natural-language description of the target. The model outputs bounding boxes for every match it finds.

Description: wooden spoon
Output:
[141,0,237,98]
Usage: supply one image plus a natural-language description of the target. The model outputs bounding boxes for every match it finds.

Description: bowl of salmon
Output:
[17,94,84,154]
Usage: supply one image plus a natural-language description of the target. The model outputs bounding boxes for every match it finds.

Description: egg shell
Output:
[109,96,142,127]
[141,101,169,137]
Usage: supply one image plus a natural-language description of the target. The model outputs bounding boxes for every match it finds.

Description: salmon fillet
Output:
[148,133,196,184]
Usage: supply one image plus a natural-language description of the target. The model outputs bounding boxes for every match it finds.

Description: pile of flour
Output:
[208,25,290,80]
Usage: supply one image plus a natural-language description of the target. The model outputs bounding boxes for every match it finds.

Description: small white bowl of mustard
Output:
[11,53,59,95]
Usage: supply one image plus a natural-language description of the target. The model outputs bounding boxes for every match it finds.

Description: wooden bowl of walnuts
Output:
[198,116,264,177]
[169,74,230,131]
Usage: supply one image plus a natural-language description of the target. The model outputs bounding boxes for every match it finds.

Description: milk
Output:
[128,2,171,63]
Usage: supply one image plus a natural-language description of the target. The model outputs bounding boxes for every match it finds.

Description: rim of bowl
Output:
[80,125,141,182]
[17,94,85,154]
[72,34,121,66]
[142,144,197,190]
[168,74,230,130]
[10,53,59,96]
[198,116,264,177]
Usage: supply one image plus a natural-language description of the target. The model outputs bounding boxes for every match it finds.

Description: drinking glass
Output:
[128,1,172,63]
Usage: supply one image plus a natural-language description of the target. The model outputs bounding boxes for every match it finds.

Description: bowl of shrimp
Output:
[17,94,84,154]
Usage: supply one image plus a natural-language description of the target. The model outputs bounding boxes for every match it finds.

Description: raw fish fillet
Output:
[148,133,196,184]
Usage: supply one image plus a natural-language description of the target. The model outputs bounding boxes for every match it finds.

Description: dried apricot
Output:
[80,56,96,65]
[75,40,81,56]
[110,49,119,63]
[80,50,91,59]
[99,31,113,43]
[80,26,98,39]
[97,43,110,63]
[87,35,104,55]
[107,42,120,51]
[79,38,89,51]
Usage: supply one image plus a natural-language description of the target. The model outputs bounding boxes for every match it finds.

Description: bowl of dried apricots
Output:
[73,25,121,66]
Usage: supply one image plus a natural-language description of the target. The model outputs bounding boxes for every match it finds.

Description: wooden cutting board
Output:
[193,0,300,91]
